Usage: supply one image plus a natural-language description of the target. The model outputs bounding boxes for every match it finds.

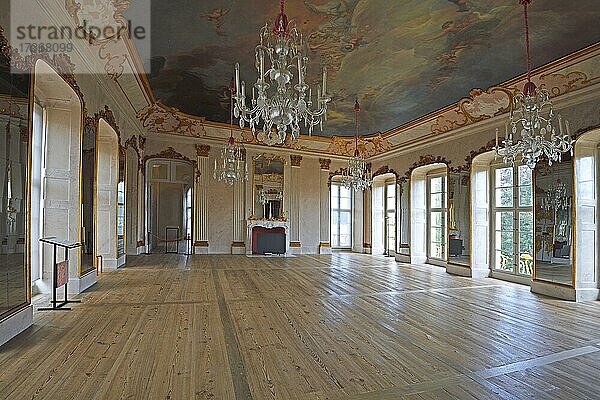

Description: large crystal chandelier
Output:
[214,80,248,185]
[541,180,571,211]
[342,100,372,191]
[233,0,330,146]
[494,0,573,170]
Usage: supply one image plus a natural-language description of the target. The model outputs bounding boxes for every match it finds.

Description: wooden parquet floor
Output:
[1,253,599,399]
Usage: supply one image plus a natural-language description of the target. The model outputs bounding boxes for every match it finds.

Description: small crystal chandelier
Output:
[342,100,372,191]
[495,0,573,170]
[233,0,330,146]
[541,180,571,211]
[259,188,283,205]
[214,80,248,185]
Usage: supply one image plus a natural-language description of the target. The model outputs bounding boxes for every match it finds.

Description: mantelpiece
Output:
[246,219,289,255]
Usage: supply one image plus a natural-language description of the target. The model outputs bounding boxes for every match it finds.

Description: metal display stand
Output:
[38,237,83,311]
[165,226,180,254]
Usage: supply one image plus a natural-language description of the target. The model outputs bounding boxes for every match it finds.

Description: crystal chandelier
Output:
[214,80,248,185]
[494,0,573,170]
[233,0,330,146]
[541,180,571,211]
[342,100,372,191]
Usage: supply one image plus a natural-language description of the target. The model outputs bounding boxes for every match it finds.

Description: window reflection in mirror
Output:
[117,148,126,258]
[448,171,470,266]
[534,158,573,286]
[253,155,285,219]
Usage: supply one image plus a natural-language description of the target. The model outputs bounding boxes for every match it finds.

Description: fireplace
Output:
[252,226,286,255]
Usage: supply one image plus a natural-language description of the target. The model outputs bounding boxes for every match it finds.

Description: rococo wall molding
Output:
[429,71,591,135]
[64,0,132,79]
[95,105,122,145]
[141,146,198,176]
[404,155,451,181]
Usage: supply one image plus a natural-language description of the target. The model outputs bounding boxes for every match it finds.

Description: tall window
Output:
[428,174,446,260]
[492,164,533,276]
[385,182,396,254]
[331,183,352,248]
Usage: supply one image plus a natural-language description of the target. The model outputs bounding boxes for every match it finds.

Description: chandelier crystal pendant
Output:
[342,100,372,191]
[494,0,573,170]
[233,0,330,146]
[214,80,248,185]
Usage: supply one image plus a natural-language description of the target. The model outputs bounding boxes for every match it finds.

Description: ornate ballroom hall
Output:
[1,0,600,399]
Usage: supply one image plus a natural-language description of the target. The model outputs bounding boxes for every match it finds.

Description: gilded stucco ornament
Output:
[431,71,590,135]
[327,134,393,158]
[64,0,131,79]
[137,102,207,137]
[141,146,198,176]
[404,155,451,181]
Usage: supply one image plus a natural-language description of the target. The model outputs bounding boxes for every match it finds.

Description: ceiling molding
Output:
[134,41,600,160]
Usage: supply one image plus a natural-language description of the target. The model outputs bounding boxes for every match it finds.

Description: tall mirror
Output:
[447,170,470,266]
[81,118,96,274]
[253,154,285,220]
[0,28,31,318]
[398,180,410,257]
[534,158,573,286]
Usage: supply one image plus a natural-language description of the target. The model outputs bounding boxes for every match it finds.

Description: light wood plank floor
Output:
[1,253,600,399]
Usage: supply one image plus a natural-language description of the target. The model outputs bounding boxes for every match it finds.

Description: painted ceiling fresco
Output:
[148,0,600,137]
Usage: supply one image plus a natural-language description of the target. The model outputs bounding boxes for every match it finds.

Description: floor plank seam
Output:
[213,271,254,400]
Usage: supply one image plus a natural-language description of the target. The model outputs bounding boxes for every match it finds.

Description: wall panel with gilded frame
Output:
[0,29,31,321]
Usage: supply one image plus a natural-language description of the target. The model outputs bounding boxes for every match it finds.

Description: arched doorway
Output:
[145,158,194,254]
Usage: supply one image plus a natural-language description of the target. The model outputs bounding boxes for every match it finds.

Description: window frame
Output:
[427,172,447,262]
[490,162,534,277]
[330,182,353,249]
[385,180,397,254]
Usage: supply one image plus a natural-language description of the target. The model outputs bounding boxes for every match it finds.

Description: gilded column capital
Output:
[195,144,211,157]
[290,154,303,167]
[319,158,331,170]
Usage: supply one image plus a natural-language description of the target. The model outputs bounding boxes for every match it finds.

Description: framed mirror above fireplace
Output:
[252,154,285,220]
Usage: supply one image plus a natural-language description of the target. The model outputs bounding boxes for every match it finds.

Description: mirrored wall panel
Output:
[81,119,96,274]
[253,155,285,220]
[0,36,30,317]
[398,180,410,256]
[448,171,470,266]
[534,159,573,286]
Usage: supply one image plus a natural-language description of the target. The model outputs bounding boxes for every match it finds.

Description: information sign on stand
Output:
[56,261,68,288]
[38,237,83,311]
